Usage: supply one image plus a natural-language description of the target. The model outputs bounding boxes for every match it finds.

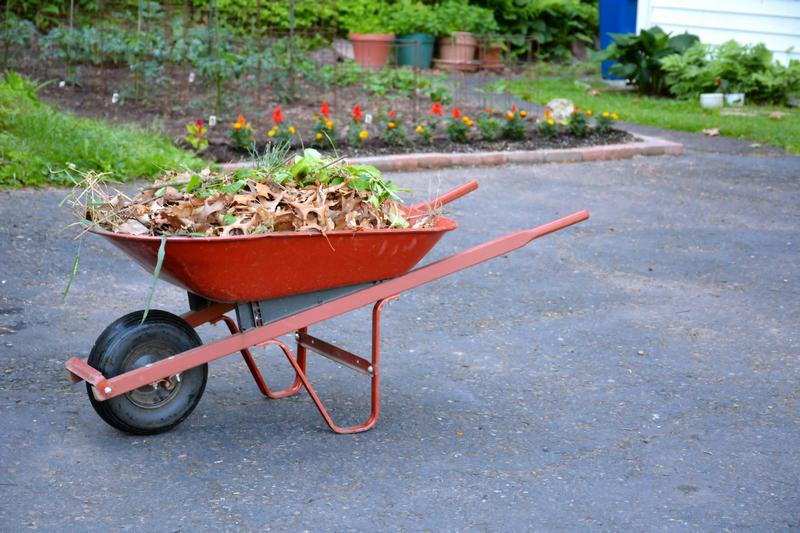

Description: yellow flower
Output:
[519,110,527,118]
[267,130,275,137]
[602,111,609,118]
[233,123,242,130]
[465,119,474,127]
[462,116,470,124]
[547,118,555,126]
[387,121,396,129]
[415,125,424,133]
[326,121,334,130]
[288,126,296,134]
[359,129,368,140]
[586,110,593,117]
[315,132,323,140]
[611,113,619,120]
[506,111,515,120]
[271,125,278,132]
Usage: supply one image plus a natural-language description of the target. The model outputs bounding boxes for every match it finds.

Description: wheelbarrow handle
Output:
[409,180,479,212]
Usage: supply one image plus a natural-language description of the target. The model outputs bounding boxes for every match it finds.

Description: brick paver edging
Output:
[220,134,682,173]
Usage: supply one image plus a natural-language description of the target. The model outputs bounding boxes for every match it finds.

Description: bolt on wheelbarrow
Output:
[65,180,589,435]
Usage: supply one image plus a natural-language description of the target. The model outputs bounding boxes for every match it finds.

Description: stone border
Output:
[221,134,683,173]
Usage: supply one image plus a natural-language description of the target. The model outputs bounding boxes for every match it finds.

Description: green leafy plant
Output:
[537,108,557,139]
[567,107,588,137]
[593,26,699,95]
[501,105,527,141]
[389,0,440,35]
[662,40,800,104]
[435,0,498,35]
[476,108,502,141]
[446,107,473,143]
[594,111,618,134]
[230,114,255,151]
[379,110,408,146]
[338,0,392,34]
[347,104,369,145]
[185,119,208,152]
[266,107,296,146]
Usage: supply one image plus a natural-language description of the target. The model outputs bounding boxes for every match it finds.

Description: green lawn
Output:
[503,73,800,153]
[0,71,203,188]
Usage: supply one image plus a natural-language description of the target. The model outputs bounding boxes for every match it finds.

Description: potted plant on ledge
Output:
[433,0,498,72]
[340,3,395,69]
[390,0,440,69]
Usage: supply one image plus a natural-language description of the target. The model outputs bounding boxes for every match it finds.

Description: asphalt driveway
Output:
[1,133,798,531]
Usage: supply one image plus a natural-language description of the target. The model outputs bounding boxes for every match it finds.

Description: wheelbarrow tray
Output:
[92,215,457,303]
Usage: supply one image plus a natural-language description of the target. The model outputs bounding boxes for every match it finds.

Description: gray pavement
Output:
[1,133,799,531]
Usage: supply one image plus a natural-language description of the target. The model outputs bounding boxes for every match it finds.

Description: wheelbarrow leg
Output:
[217,315,305,399]
[266,298,393,434]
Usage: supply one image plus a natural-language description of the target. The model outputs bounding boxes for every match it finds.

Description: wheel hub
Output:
[124,353,183,409]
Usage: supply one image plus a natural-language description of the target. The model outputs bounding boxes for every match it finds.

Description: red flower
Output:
[574,105,580,113]
[511,104,517,112]
[352,104,362,121]
[485,108,492,114]
[388,110,396,118]
[320,101,331,119]
[272,107,284,124]
[196,118,203,129]
[452,107,461,119]
[716,78,721,86]
[429,102,443,116]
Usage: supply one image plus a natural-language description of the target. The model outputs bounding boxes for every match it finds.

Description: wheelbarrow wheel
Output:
[86,310,207,435]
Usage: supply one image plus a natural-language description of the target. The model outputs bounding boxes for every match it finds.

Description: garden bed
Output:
[205,129,635,163]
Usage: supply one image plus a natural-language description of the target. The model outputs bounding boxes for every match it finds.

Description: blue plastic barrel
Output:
[599,0,638,79]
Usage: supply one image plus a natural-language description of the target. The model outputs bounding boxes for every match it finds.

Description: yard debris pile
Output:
[72,148,435,237]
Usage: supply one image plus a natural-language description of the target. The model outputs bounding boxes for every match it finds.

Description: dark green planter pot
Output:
[396,33,435,68]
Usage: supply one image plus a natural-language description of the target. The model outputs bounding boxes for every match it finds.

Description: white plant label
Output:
[58,80,66,88]
[188,72,196,84]
[208,115,217,127]
[365,113,373,124]
[111,93,120,104]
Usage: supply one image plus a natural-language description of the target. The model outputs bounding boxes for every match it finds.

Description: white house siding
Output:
[636,0,800,63]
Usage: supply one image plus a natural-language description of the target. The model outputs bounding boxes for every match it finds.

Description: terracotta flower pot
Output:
[479,43,504,72]
[349,33,396,69]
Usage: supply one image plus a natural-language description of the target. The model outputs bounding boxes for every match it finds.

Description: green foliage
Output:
[593,26,699,95]
[446,112,473,143]
[567,109,588,136]
[337,0,393,34]
[379,112,408,146]
[389,0,441,35]
[501,108,527,140]
[320,59,363,88]
[478,0,597,60]
[662,40,800,104]
[185,120,209,152]
[593,111,616,134]
[505,71,800,152]
[476,110,502,141]
[0,71,202,188]
[537,116,557,139]
[436,0,498,35]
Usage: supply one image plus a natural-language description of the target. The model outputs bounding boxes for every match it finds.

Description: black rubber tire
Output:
[86,310,207,435]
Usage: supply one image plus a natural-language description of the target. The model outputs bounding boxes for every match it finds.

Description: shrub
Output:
[0,71,201,188]
[380,110,408,146]
[567,107,589,136]
[662,40,800,104]
[593,26,699,95]
[230,114,255,150]
[594,111,618,134]
[501,105,527,141]
[446,107,473,143]
[476,109,502,141]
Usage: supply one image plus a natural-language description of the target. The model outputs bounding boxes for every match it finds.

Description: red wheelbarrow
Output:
[65,181,588,435]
